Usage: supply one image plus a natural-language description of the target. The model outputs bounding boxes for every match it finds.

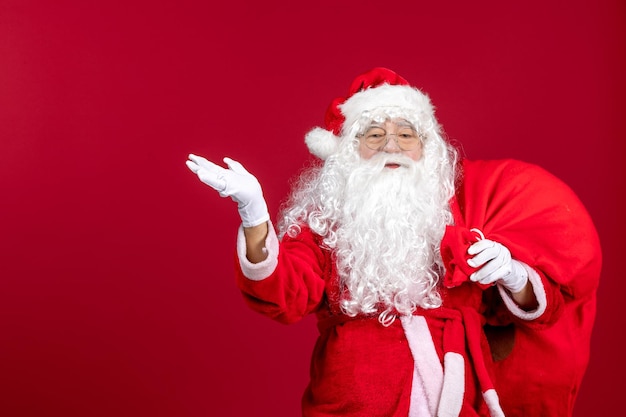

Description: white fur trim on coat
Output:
[408,365,433,417]
[236,221,279,281]
[483,389,505,417]
[438,352,465,417]
[401,315,444,416]
[497,261,547,320]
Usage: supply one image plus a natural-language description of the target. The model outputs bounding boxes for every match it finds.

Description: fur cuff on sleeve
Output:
[236,222,279,281]
[497,261,547,321]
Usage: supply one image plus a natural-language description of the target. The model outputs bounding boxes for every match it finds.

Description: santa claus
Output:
[186,68,601,417]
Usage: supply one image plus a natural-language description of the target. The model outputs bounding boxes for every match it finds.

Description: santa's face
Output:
[357,119,423,163]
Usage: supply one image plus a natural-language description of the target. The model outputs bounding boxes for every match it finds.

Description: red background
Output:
[1,1,624,416]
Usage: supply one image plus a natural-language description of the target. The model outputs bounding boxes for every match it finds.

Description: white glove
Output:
[467,239,528,293]
[186,154,270,228]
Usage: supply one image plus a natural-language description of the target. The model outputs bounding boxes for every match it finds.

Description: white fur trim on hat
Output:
[304,127,340,160]
[306,84,436,159]
[339,84,435,133]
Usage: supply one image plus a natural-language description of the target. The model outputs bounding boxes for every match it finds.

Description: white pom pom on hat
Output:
[305,127,341,161]
[304,67,436,160]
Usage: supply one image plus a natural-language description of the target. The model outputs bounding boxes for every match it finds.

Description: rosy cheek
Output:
[358,144,375,160]
[409,147,423,161]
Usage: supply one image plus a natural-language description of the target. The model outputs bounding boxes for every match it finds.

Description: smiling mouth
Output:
[384,162,403,169]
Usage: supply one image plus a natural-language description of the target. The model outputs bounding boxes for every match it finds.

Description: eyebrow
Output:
[394,120,416,129]
[366,120,416,130]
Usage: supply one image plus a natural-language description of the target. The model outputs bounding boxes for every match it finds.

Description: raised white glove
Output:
[186,154,270,228]
[467,239,528,293]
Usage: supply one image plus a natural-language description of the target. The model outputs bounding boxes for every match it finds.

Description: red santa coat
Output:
[233,159,601,417]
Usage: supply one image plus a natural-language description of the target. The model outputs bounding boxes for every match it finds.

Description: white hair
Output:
[278,112,458,325]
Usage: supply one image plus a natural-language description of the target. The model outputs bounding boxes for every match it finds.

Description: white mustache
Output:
[366,153,416,170]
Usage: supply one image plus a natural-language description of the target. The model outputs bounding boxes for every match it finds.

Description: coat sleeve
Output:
[234,223,329,324]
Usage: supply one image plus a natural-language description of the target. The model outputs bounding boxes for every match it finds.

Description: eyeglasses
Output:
[357,126,423,151]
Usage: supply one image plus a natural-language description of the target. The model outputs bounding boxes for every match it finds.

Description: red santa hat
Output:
[305,67,439,160]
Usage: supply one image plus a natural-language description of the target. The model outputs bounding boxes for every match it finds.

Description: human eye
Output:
[398,129,417,139]
[366,128,386,139]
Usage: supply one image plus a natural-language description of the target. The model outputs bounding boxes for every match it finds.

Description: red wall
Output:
[1,1,624,416]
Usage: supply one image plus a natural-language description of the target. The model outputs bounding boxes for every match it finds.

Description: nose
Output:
[382,134,402,153]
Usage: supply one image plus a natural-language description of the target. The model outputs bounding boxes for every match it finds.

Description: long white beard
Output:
[278,134,456,324]
[333,153,448,322]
